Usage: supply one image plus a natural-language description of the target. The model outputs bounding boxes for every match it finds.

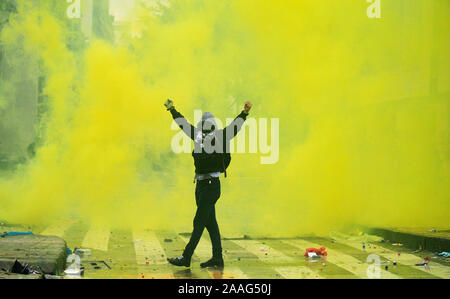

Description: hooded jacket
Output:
[170,108,248,175]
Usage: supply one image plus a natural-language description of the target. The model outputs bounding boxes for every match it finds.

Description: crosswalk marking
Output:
[275,266,323,279]
[338,240,450,279]
[177,233,248,279]
[36,223,449,279]
[82,226,110,251]
[41,220,76,237]
[133,230,167,265]
[231,240,294,263]
[177,233,212,260]
[283,239,400,279]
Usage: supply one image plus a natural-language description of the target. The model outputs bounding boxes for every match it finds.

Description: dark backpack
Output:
[192,133,232,177]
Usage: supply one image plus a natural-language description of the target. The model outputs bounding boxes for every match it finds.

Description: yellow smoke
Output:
[0,0,448,236]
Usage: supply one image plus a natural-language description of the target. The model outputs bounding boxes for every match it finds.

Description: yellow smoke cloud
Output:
[0,0,448,236]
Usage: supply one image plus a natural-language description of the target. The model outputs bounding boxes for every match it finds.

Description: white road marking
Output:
[41,220,76,237]
[133,230,167,265]
[231,240,293,264]
[82,226,110,251]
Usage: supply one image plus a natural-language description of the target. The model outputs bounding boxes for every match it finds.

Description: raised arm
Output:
[165,99,197,141]
[223,101,252,141]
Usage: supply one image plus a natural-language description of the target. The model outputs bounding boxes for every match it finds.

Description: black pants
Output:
[183,178,222,259]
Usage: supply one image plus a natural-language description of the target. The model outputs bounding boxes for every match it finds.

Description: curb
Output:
[363,227,450,252]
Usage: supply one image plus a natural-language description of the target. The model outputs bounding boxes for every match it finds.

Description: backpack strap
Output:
[223,157,227,178]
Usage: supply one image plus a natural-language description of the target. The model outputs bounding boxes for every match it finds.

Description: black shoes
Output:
[167,256,191,267]
[200,257,224,268]
[167,255,224,268]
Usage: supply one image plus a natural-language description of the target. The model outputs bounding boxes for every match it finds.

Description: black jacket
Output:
[170,108,248,174]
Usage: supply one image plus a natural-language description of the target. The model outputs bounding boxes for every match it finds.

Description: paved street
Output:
[2,221,449,279]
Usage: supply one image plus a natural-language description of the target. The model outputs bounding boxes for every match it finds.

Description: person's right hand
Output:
[164,99,174,111]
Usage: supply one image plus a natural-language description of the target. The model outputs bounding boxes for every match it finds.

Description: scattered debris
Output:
[429,228,436,233]
[392,243,403,246]
[84,260,111,270]
[10,260,42,275]
[1,231,33,238]
[164,238,173,243]
[415,256,431,266]
[74,248,91,257]
[437,252,450,258]
[243,235,251,240]
[304,247,327,257]
[11,260,31,274]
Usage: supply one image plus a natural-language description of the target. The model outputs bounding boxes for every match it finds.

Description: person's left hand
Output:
[244,101,252,114]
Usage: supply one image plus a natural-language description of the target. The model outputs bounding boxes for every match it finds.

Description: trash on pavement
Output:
[437,252,450,258]
[10,260,42,275]
[304,247,327,257]
[415,256,431,266]
[84,260,111,270]
[11,260,31,274]
[74,248,91,257]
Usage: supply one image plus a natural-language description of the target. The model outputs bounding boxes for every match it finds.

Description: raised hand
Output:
[244,101,252,114]
[164,99,174,111]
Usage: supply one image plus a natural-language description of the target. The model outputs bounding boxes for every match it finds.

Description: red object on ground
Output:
[304,247,327,257]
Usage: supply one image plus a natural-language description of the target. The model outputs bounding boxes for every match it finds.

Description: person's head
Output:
[197,112,216,134]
